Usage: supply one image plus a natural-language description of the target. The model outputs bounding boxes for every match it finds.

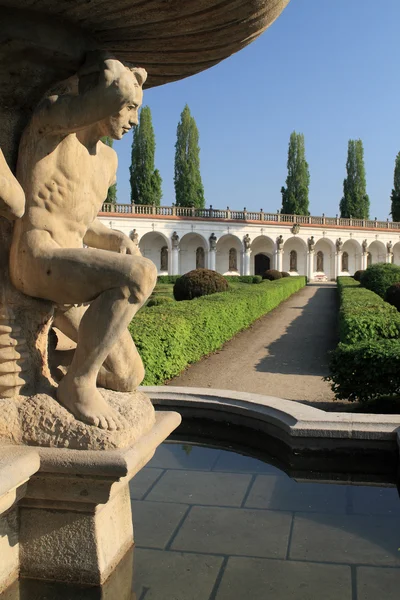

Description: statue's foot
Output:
[57,377,122,430]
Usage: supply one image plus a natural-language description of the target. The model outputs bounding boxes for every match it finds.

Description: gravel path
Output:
[167,283,341,408]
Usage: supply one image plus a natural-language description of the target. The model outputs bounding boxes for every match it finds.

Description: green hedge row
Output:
[337,277,400,344]
[157,275,181,284]
[158,274,263,285]
[131,276,306,385]
[328,277,400,402]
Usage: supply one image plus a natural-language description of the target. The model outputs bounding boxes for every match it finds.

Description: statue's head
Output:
[99,67,147,141]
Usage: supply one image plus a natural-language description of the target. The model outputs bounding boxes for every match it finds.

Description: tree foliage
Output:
[339,139,370,219]
[130,106,162,205]
[100,137,117,204]
[390,151,400,222]
[281,131,310,215]
[174,104,205,208]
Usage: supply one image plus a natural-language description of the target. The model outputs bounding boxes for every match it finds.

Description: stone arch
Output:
[139,231,170,273]
[368,240,386,265]
[216,234,243,275]
[250,235,274,276]
[180,232,208,274]
[341,239,362,275]
[314,238,335,280]
[283,236,307,275]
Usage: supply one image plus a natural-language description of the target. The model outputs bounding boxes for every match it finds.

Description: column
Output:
[386,252,393,264]
[275,249,283,272]
[243,250,251,275]
[361,252,368,270]
[307,251,314,281]
[335,251,342,279]
[208,249,216,271]
[171,247,180,275]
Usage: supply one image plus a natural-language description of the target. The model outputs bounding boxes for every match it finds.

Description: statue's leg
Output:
[54,305,145,390]
[16,247,157,429]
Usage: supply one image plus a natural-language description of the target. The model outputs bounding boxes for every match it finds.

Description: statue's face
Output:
[103,83,143,140]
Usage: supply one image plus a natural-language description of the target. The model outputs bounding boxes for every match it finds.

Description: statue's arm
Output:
[84,219,141,255]
[33,57,137,135]
[0,149,25,220]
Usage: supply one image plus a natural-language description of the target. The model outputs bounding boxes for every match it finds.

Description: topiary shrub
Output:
[147,296,174,307]
[353,270,364,282]
[262,269,282,281]
[360,263,400,298]
[386,282,400,311]
[281,272,290,278]
[173,268,229,301]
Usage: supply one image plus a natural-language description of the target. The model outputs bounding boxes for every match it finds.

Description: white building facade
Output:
[99,204,400,280]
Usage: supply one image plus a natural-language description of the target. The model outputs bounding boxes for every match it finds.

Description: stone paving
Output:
[131,443,400,600]
[167,283,341,407]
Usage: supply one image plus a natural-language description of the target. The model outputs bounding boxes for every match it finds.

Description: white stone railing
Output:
[100,203,400,230]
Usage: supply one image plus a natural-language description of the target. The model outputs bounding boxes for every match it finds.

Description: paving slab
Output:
[167,285,338,405]
[172,505,292,558]
[350,485,400,516]
[215,557,352,600]
[131,501,188,549]
[289,513,400,566]
[133,548,223,600]
[245,474,348,514]
[212,450,284,475]
[146,470,252,507]
[357,566,400,600]
[129,468,163,500]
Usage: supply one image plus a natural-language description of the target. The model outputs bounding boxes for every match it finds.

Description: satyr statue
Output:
[336,238,343,251]
[243,234,251,251]
[387,240,393,254]
[276,235,284,250]
[9,54,157,430]
[362,239,368,252]
[129,228,139,248]
[171,231,180,248]
[209,232,217,251]
[307,236,315,251]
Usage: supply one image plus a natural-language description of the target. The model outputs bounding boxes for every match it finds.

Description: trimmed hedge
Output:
[386,282,400,311]
[360,263,400,298]
[157,275,181,284]
[263,269,282,281]
[173,269,228,301]
[224,275,263,284]
[337,277,400,344]
[329,340,400,402]
[146,296,174,307]
[131,276,306,385]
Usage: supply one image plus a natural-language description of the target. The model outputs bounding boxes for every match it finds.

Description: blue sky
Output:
[114,0,400,220]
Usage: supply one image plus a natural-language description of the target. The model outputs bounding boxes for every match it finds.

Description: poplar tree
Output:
[130,106,162,205]
[390,152,400,222]
[174,104,205,208]
[281,131,310,215]
[101,136,117,204]
[339,139,370,219]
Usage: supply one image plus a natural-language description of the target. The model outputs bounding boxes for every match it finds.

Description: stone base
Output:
[18,410,181,585]
[0,388,156,450]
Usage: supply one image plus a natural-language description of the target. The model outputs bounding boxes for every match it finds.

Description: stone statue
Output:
[276,235,284,250]
[243,234,251,251]
[129,228,139,248]
[171,231,180,248]
[387,240,393,254]
[336,238,343,251]
[362,239,368,252]
[9,55,157,431]
[0,149,25,221]
[209,232,217,251]
[307,236,315,251]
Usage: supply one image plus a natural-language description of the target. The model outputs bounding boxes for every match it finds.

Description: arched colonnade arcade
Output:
[128,227,398,280]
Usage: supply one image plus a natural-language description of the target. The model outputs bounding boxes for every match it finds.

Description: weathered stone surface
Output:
[0,388,155,450]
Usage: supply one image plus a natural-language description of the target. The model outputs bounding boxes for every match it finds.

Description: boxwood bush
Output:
[360,263,400,298]
[224,275,263,284]
[337,277,400,344]
[328,277,400,402]
[131,276,306,384]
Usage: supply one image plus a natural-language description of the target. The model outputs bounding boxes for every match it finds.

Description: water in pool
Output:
[3,442,400,599]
